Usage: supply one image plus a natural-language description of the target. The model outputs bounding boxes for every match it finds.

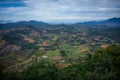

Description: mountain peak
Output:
[107,17,120,23]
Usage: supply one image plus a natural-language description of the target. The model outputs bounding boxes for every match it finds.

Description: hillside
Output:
[1,45,120,80]
[0,17,120,80]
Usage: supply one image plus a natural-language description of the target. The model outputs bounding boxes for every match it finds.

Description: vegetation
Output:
[0,20,120,80]
[0,45,120,80]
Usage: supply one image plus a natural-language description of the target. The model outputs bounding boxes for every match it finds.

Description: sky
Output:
[0,0,120,23]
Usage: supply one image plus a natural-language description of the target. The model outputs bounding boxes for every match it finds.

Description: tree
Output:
[21,60,58,80]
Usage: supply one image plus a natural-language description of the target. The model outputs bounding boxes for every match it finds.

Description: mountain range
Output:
[0,17,120,30]
[0,20,49,30]
[76,17,120,26]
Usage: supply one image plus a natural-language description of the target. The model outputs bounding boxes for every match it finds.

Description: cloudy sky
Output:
[0,0,120,23]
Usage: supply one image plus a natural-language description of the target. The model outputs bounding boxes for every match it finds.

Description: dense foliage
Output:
[1,45,119,80]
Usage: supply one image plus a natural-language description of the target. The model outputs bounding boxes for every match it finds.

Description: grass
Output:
[7,53,17,60]
[44,44,90,61]
[46,50,60,59]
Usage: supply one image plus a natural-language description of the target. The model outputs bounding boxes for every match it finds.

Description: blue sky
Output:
[0,0,120,23]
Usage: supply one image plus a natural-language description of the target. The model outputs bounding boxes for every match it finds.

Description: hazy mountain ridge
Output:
[0,17,120,30]
[76,17,120,26]
[0,20,13,24]
[0,20,50,30]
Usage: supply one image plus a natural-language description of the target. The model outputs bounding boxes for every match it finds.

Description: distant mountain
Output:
[0,20,50,30]
[0,20,13,24]
[106,17,120,23]
[76,17,120,26]
[0,17,120,30]
[16,20,49,26]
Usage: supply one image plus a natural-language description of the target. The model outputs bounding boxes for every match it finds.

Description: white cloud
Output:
[0,0,120,23]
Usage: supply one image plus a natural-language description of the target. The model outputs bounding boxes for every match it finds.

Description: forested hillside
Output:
[1,45,120,80]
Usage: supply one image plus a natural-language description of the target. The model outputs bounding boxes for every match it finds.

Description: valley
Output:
[0,19,120,67]
[0,18,120,80]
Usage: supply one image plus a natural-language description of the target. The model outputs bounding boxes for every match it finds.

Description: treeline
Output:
[0,45,120,80]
